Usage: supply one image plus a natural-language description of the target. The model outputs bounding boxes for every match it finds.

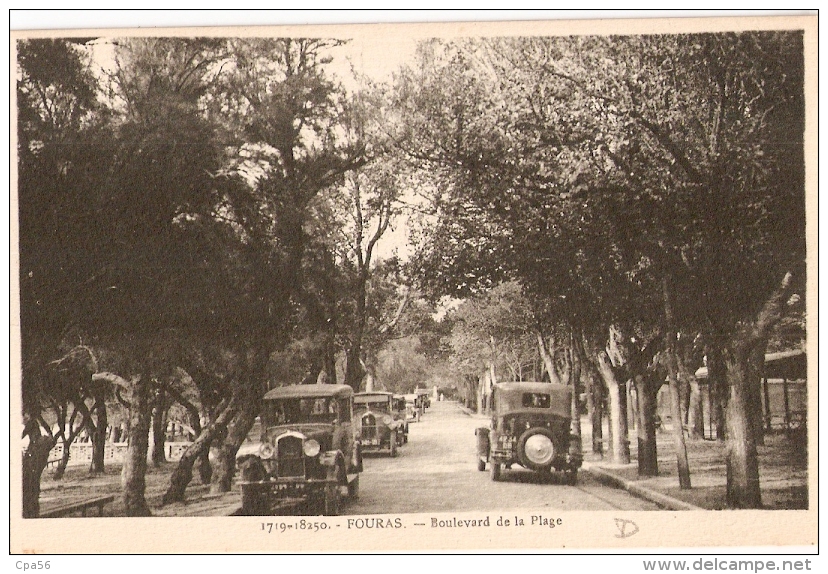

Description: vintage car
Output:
[392,394,410,443]
[354,391,405,454]
[235,384,361,516]
[416,388,431,410]
[403,393,421,422]
[475,382,581,484]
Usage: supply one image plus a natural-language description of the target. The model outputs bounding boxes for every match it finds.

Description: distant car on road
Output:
[416,388,431,410]
[475,382,581,484]
[354,391,404,455]
[392,394,410,443]
[235,384,361,516]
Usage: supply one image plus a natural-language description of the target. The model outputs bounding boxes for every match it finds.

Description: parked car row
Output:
[354,391,408,455]
[403,389,431,422]
[235,384,415,517]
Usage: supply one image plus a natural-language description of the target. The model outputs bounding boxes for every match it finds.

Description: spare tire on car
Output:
[516,427,556,472]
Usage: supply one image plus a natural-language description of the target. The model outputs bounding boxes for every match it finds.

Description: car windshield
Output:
[264,397,338,425]
[355,398,390,412]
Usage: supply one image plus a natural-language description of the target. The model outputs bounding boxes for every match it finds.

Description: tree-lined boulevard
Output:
[348,401,659,514]
[18,27,808,518]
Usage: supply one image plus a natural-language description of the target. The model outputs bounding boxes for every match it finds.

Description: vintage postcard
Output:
[10,11,818,554]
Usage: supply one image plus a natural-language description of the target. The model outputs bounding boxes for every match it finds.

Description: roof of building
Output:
[694,349,806,380]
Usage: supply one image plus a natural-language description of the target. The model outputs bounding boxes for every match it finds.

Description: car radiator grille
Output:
[361,414,377,439]
[276,435,304,478]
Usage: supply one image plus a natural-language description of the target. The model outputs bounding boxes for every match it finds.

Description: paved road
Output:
[344,400,659,514]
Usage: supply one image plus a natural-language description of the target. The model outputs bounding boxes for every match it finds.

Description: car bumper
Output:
[238,477,337,498]
[490,450,582,470]
[360,439,393,452]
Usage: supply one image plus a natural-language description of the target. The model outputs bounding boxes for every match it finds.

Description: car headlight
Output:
[303,439,321,457]
[259,443,274,459]
[382,415,393,425]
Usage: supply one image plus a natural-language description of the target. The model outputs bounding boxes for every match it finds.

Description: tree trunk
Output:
[686,377,704,440]
[22,431,55,518]
[151,394,167,467]
[569,337,583,457]
[345,269,369,391]
[210,400,258,494]
[54,437,71,480]
[707,343,728,441]
[162,399,235,505]
[301,360,324,385]
[90,400,107,473]
[476,374,484,414]
[122,375,153,516]
[679,373,691,428]
[165,381,213,485]
[635,374,659,476]
[537,332,561,385]
[720,272,793,508]
[617,379,628,428]
[344,344,365,391]
[587,369,604,455]
[724,347,762,508]
[677,352,704,440]
[595,351,629,464]
[53,407,84,480]
[324,332,338,385]
[747,345,766,446]
[624,378,636,432]
[663,276,692,489]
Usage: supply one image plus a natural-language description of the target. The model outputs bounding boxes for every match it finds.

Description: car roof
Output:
[263,384,354,400]
[355,391,393,397]
[492,381,571,418]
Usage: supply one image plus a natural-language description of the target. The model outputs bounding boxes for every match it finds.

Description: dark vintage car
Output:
[354,391,405,455]
[416,388,431,410]
[475,382,581,484]
[235,384,361,516]
[392,394,410,443]
[414,389,431,413]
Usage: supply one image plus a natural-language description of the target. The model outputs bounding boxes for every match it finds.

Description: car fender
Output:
[236,441,265,461]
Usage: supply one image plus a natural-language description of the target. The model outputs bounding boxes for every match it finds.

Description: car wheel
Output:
[477,458,486,472]
[241,484,268,516]
[490,462,502,482]
[390,431,398,457]
[347,474,359,499]
[516,428,557,472]
[239,458,268,515]
[323,470,341,516]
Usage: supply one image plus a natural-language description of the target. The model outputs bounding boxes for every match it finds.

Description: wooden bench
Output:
[39,495,115,518]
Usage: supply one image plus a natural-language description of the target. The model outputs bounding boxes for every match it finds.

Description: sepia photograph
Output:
[10,11,817,554]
